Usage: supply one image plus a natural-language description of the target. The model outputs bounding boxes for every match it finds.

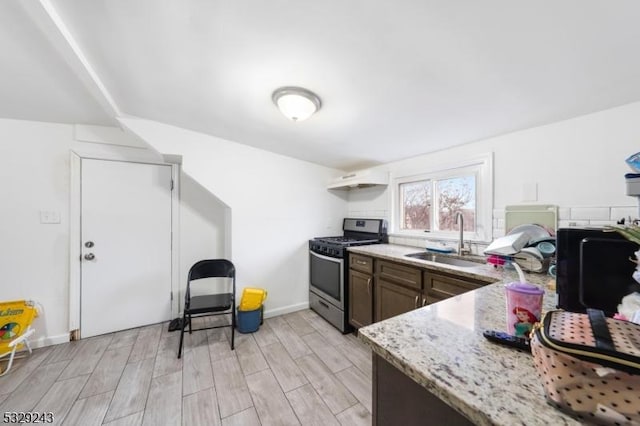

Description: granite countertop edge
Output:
[358,330,495,425]
[349,243,576,426]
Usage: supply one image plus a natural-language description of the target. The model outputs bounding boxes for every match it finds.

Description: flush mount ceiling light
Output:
[272,86,321,121]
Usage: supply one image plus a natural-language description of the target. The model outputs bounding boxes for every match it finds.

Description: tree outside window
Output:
[400,180,431,230]
[435,176,475,232]
[393,153,492,241]
[399,175,476,232]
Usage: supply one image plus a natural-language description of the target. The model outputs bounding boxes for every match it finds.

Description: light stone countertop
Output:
[347,243,551,286]
[350,244,579,426]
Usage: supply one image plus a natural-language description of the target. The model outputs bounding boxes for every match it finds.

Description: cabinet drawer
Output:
[376,260,422,290]
[350,254,373,274]
[424,271,485,300]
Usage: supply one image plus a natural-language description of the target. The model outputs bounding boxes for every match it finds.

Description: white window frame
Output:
[390,153,493,242]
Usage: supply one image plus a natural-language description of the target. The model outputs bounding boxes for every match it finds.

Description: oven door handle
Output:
[310,250,342,264]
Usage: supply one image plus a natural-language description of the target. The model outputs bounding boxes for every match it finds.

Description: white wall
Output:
[178,171,229,294]
[347,101,640,247]
[0,116,344,347]
[119,117,349,317]
[0,119,166,346]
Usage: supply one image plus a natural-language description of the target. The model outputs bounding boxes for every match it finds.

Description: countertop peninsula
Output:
[349,244,579,425]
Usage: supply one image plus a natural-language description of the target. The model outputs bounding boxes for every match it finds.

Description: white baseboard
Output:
[32,333,70,349]
[263,302,309,319]
[27,304,309,348]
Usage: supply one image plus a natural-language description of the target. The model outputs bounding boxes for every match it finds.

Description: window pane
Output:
[400,180,431,230]
[435,176,475,232]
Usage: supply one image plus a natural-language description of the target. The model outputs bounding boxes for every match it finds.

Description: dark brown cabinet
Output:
[424,270,487,305]
[373,354,472,426]
[377,260,421,289]
[350,269,373,328]
[375,260,423,322]
[349,254,374,328]
[348,254,490,328]
[375,277,422,322]
[350,254,373,274]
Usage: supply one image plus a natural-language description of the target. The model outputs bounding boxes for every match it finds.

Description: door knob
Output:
[84,253,95,260]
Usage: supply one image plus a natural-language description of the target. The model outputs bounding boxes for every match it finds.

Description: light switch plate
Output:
[40,210,61,224]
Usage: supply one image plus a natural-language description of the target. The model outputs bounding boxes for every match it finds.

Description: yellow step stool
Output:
[239,288,267,311]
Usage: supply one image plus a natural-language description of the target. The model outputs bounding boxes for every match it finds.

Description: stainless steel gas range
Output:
[309,218,387,332]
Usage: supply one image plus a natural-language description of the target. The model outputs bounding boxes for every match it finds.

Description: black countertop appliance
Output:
[556,227,640,316]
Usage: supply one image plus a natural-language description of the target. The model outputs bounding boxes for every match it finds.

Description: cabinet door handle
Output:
[367,278,372,295]
[422,297,427,306]
[414,295,419,308]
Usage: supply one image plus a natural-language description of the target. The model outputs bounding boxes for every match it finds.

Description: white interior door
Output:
[81,159,172,338]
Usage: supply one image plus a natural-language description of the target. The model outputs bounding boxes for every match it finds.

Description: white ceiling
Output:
[3,1,640,170]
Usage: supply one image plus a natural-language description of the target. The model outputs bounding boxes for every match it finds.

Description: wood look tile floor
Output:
[0,310,373,426]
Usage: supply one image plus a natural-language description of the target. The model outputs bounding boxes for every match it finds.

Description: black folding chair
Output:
[177,259,236,358]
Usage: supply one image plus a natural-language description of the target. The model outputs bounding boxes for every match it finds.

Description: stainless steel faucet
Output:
[455,212,470,255]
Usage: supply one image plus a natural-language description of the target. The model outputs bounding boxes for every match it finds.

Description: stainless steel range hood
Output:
[327,170,389,190]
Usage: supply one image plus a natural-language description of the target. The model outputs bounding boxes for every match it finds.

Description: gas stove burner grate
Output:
[315,236,381,245]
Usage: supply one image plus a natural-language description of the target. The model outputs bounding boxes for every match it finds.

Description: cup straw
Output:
[512,262,526,283]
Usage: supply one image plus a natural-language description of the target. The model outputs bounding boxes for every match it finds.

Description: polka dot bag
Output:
[531,309,640,425]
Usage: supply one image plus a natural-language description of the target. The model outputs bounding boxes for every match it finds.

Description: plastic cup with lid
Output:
[505,282,544,338]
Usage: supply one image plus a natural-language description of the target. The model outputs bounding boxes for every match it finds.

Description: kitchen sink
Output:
[405,252,485,268]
